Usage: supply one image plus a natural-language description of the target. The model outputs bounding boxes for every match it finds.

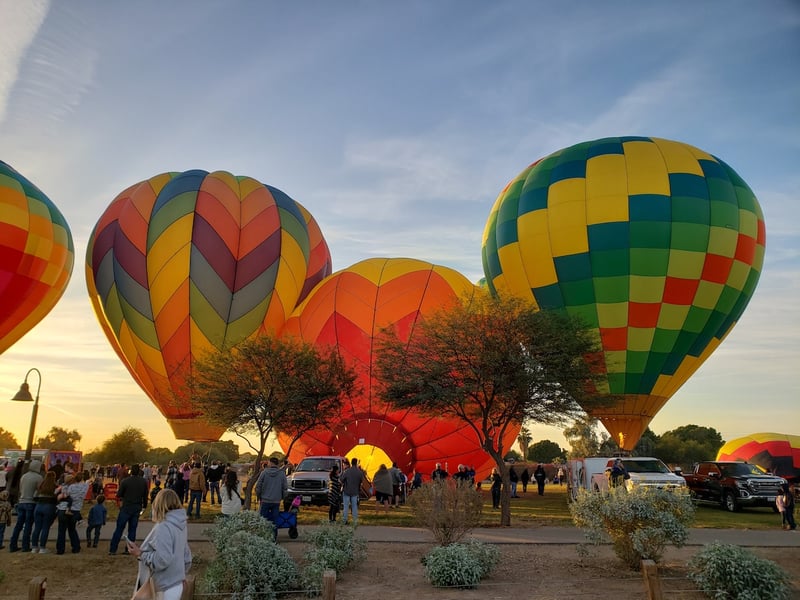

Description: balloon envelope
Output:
[295,201,332,302]
[280,257,516,479]
[482,137,766,449]
[717,433,800,483]
[0,160,74,355]
[86,170,319,440]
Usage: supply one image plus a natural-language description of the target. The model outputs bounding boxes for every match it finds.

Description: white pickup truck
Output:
[567,456,686,500]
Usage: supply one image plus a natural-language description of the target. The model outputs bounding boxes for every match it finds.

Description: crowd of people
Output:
[0,455,243,556]
[0,455,230,598]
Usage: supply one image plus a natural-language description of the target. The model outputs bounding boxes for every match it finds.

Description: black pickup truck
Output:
[682,461,786,512]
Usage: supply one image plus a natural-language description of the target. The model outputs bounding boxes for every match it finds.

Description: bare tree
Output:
[563,415,602,459]
[188,335,358,507]
[375,294,602,526]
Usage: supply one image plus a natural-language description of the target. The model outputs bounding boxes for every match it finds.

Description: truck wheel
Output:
[723,491,739,512]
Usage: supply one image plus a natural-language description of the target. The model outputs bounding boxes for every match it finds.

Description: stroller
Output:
[274,495,301,539]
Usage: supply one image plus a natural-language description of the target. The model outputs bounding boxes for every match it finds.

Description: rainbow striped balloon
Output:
[483,137,765,449]
[0,160,74,355]
[86,170,327,441]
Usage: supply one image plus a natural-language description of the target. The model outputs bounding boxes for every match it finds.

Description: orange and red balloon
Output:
[280,257,517,478]
[0,160,74,355]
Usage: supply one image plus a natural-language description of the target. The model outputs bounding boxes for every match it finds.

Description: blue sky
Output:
[1,1,797,455]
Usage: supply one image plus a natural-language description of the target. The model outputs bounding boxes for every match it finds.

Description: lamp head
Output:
[12,382,34,402]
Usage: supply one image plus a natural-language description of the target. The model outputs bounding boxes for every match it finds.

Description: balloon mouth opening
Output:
[285,417,416,475]
[168,417,226,442]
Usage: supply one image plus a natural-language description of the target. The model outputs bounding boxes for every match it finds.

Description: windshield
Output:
[719,463,764,477]
[295,458,340,472]
[622,459,671,474]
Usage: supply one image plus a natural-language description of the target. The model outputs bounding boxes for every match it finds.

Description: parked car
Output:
[285,456,346,506]
[566,456,686,500]
[682,461,786,512]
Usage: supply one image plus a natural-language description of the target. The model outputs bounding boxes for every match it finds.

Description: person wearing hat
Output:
[610,458,629,488]
[8,459,43,552]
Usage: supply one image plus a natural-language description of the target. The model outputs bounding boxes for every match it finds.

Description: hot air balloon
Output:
[482,137,765,450]
[0,160,74,355]
[295,201,332,302]
[279,257,518,479]
[717,433,800,483]
[86,170,322,441]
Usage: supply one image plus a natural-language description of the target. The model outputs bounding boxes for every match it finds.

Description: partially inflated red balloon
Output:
[717,433,800,482]
[280,257,518,479]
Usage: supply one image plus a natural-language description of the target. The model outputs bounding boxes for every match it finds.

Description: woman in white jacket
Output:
[220,470,243,516]
[127,489,192,600]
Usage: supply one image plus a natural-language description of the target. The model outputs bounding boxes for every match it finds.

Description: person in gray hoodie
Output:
[8,459,43,552]
[254,457,287,541]
[128,489,191,600]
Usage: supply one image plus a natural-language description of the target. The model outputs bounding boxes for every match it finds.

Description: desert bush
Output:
[204,510,274,552]
[569,486,695,569]
[301,521,367,595]
[422,539,499,588]
[409,480,483,545]
[203,514,297,600]
[688,542,791,600]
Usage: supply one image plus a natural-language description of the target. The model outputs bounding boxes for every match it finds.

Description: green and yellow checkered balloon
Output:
[482,137,765,449]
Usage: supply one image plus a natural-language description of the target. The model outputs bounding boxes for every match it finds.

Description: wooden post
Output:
[641,559,663,600]
[181,575,196,600]
[28,576,46,600]
[322,569,336,600]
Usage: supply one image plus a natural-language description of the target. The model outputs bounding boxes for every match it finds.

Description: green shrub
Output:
[202,514,297,600]
[204,510,274,553]
[301,521,367,595]
[409,480,483,545]
[688,542,791,600]
[569,486,695,569]
[422,539,499,588]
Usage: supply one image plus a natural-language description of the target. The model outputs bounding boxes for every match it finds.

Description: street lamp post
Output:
[11,367,42,463]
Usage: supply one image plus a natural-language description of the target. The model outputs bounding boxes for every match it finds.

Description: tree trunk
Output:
[500,469,512,526]
[244,439,267,510]
[487,452,512,526]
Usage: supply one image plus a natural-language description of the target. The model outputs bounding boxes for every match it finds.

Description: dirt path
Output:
[1,539,798,599]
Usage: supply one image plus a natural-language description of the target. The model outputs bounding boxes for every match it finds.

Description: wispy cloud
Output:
[0,0,49,125]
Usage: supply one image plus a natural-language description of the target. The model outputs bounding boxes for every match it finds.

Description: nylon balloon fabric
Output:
[86,170,320,441]
[280,257,516,479]
[0,160,74,355]
[482,137,766,449]
[717,432,800,483]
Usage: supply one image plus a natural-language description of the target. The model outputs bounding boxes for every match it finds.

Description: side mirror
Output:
[708,471,720,479]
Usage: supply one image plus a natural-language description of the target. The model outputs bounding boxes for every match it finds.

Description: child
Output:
[91,473,103,498]
[149,479,163,505]
[86,494,107,548]
[0,491,11,549]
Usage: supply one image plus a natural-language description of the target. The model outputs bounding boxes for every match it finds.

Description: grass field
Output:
[98,482,783,530]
